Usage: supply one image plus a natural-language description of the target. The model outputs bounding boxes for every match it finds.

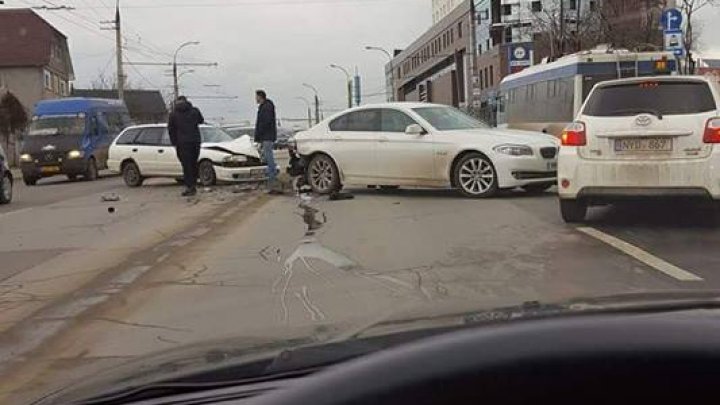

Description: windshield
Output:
[201,127,234,143]
[413,106,489,130]
[583,81,717,116]
[3,2,720,405]
[27,114,86,136]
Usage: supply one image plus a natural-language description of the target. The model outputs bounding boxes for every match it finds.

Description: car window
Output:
[583,81,717,117]
[160,129,172,146]
[135,128,165,145]
[412,106,489,130]
[381,109,418,132]
[201,127,234,143]
[115,128,141,145]
[330,109,380,132]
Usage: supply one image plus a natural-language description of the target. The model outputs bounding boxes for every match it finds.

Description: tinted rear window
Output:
[583,81,717,117]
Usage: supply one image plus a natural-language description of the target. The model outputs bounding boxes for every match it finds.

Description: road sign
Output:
[664,29,685,57]
[661,8,683,31]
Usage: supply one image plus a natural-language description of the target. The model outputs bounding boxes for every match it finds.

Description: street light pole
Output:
[329,64,352,109]
[365,46,395,102]
[295,96,313,128]
[173,41,200,101]
[303,83,320,124]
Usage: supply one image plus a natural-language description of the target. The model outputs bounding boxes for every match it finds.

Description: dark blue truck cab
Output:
[20,98,131,185]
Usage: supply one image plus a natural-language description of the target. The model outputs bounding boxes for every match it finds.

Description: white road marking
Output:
[0,207,33,221]
[577,227,703,282]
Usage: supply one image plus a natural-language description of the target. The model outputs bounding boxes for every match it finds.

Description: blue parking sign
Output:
[661,8,683,31]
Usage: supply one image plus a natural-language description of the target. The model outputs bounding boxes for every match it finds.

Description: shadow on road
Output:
[345,187,558,200]
[587,202,720,229]
[33,173,119,188]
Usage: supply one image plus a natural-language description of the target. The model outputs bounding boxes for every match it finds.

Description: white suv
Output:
[558,76,720,222]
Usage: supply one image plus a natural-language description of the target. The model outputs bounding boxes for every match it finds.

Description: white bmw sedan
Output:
[108,124,267,187]
[294,103,559,198]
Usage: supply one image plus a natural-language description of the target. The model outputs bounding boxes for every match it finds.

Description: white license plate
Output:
[614,138,673,152]
[547,161,557,171]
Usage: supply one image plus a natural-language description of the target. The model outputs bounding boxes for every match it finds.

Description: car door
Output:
[376,108,436,184]
[156,128,182,176]
[327,109,380,181]
[133,127,164,175]
[110,127,143,168]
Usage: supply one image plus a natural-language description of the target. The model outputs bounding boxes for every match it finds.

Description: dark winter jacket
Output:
[254,99,277,142]
[168,101,205,145]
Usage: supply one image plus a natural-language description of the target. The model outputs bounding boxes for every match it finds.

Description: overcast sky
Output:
[6,0,720,126]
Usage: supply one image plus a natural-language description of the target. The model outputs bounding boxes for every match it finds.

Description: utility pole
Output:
[101,1,125,100]
[559,0,565,57]
[329,64,352,109]
[303,83,321,124]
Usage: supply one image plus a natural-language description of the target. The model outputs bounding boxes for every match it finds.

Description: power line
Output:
[70,0,413,10]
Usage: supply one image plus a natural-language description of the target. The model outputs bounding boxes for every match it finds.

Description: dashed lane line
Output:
[576,227,704,282]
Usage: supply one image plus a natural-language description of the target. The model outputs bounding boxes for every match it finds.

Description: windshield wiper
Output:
[609,108,664,120]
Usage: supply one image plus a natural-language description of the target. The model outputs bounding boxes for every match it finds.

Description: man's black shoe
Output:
[182,188,197,197]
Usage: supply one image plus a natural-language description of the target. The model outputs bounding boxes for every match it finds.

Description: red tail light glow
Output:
[704,118,720,144]
[561,122,587,146]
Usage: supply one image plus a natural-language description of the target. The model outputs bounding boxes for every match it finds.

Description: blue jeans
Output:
[262,141,277,182]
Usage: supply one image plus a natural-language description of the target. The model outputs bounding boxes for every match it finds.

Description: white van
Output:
[558,76,720,222]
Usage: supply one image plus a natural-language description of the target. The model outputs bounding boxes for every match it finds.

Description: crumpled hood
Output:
[443,128,559,147]
[202,134,260,159]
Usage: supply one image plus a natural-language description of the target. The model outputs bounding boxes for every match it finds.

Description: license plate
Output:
[251,169,266,176]
[614,138,672,152]
[41,166,60,174]
[547,161,557,171]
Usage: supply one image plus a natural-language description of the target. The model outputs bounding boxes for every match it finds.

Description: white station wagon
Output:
[558,76,720,222]
[108,124,266,187]
[294,103,559,198]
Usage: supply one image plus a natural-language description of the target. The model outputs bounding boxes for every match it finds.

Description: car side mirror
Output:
[405,124,426,136]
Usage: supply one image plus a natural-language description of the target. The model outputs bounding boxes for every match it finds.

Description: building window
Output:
[531,1,542,12]
[486,39,491,51]
[44,70,52,90]
[589,0,597,11]
[504,27,513,43]
[479,70,484,90]
[568,0,577,10]
[489,66,494,86]
[458,22,462,38]
[478,43,483,54]
[450,28,454,43]
[502,4,512,15]
[484,68,489,90]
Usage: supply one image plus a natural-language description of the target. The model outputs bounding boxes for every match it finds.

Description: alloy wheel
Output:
[458,157,495,196]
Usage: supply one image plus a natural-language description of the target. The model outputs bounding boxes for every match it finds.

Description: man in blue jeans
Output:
[254,90,280,194]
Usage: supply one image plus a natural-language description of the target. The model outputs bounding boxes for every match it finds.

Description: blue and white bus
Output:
[498,49,678,137]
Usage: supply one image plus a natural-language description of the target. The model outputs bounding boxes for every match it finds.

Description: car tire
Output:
[122,161,144,187]
[308,154,341,195]
[560,199,588,223]
[453,152,498,198]
[198,160,217,187]
[523,183,554,194]
[84,157,98,181]
[0,173,12,204]
[23,176,37,186]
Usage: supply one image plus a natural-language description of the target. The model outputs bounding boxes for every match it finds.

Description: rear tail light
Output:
[561,122,587,146]
[704,118,720,143]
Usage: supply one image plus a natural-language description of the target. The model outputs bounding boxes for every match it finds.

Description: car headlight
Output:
[20,153,32,162]
[222,155,247,163]
[493,144,534,156]
[67,150,84,159]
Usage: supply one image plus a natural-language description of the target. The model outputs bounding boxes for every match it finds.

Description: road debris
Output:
[100,193,120,202]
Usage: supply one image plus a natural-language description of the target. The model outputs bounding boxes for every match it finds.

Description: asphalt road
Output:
[2,182,720,402]
[0,172,123,215]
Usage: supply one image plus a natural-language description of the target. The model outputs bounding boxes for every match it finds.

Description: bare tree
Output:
[678,0,720,73]
[529,0,603,60]
[596,0,666,51]
[90,70,136,91]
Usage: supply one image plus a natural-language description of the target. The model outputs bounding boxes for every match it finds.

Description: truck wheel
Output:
[560,199,588,223]
[23,176,37,186]
[84,158,98,181]
[0,173,12,204]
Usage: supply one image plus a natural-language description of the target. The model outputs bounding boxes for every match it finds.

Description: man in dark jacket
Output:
[168,96,204,196]
[254,90,278,188]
